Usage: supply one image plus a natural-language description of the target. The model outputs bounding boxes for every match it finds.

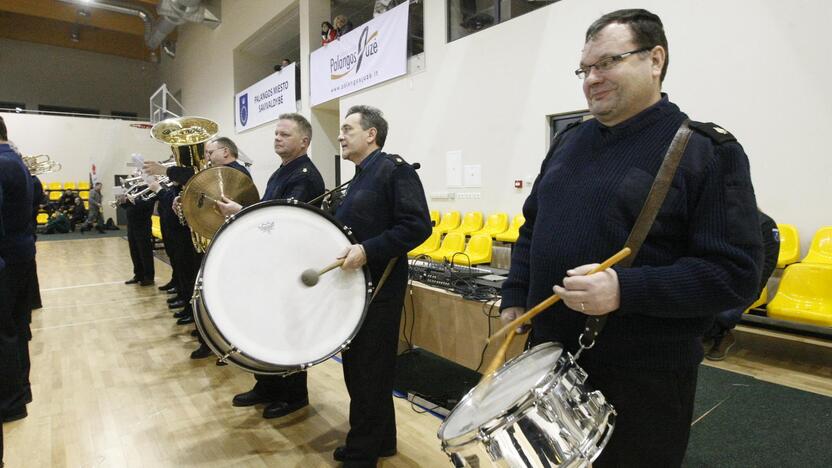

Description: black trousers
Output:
[341,293,404,463]
[253,372,308,402]
[580,360,699,468]
[127,229,155,281]
[0,261,34,414]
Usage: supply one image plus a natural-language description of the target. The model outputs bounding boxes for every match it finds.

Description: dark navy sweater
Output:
[0,144,35,265]
[501,96,763,369]
[262,154,325,203]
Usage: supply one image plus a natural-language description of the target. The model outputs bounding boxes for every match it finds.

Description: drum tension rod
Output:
[219,347,239,363]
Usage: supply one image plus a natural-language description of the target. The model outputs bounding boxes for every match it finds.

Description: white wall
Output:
[160,0,832,252]
[1,112,166,220]
[0,38,160,117]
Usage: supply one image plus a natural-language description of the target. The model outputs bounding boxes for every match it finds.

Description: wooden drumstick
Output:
[487,247,631,345]
[300,259,345,287]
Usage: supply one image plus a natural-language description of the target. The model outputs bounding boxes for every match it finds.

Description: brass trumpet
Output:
[23,154,62,176]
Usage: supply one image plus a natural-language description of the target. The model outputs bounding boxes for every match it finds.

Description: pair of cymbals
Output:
[181,167,260,239]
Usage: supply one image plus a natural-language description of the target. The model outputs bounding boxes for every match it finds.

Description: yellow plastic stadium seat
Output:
[36,213,49,225]
[64,182,77,190]
[83,201,89,209]
[409,231,441,257]
[775,224,800,268]
[434,211,461,235]
[151,215,163,240]
[745,286,768,313]
[48,191,62,201]
[448,212,484,236]
[77,181,91,190]
[79,190,90,201]
[429,210,440,227]
[48,182,62,191]
[495,214,526,243]
[471,213,509,239]
[802,226,832,265]
[767,263,832,326]
[427,232,466,262]
[453,234,493,266]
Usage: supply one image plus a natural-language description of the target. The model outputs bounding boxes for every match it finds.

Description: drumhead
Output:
[200,200,370,368]
[439,342,563,440]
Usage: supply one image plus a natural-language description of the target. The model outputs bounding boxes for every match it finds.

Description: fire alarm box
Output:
[514,180,523,189]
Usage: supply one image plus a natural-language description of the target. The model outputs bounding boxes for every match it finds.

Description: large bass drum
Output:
[438,342,615,467]
[193,200,372,374]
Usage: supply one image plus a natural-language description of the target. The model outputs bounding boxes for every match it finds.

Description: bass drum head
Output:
[200,200,370,369]
[439,342,564,442]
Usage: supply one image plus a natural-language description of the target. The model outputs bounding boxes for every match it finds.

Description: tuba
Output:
[23,154,62,175]
[150,116,219,252]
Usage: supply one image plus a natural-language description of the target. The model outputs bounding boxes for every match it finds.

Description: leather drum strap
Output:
[578,120,693,350]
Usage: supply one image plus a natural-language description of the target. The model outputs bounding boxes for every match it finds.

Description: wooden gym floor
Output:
[3,237,448,467]
[4,237,831,467]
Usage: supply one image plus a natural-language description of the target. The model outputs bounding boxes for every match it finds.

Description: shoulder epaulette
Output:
[382,153,407,165]
[688,121,737,145]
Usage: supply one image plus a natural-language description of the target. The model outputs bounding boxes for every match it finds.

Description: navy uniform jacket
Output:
[262,154,325,204]
[0,143,35,265]
[335,150,431,300]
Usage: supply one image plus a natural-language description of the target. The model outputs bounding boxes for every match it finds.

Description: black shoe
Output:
[232,390,272,407]
[190,329,200,337]
[189,343,213,359]
[706,331,736,361]
[167,296,184,304]
[169,299,188,309]
[173,309,191,319]
[124,277,141,285]
[2,406,28,423]
[176,315,195,325]
[140,279,155,286]
[262,398,309,419]
[333,444,396,462]
[166,288,179,296]
[158,281,176,291]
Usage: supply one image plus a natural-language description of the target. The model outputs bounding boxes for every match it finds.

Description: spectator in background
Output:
[80,182,104,233]
[69,197,86,232]
[322,21,337,45]
[335,15,353,38]
[44,209,70,235]
[58,189,75,211]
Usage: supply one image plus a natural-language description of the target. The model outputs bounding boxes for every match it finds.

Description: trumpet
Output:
[23,154,62,175]
[115,161,176,204]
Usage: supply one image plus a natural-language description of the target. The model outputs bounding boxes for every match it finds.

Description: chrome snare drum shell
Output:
[437,342,616,467]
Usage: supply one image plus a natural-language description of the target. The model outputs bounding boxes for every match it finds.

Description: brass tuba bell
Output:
[22,154,62,175]
[150,116,218,171]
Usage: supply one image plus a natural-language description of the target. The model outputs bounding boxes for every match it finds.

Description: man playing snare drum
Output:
[500,9,763,466]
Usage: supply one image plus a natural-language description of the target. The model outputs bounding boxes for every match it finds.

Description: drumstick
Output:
[300,259,345,287]
[487,247,631,344]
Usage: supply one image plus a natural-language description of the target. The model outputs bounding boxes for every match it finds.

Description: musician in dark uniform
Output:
[216,113,325,419]
[0,116,36,428]
[120,193,156,286]
[333,106,431,466]
[145,137,251,358]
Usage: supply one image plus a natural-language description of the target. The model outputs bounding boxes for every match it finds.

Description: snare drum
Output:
[438,342,615,467]
[193,200,373,374]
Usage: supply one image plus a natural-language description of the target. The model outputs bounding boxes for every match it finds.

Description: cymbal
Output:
[181,167,260,239]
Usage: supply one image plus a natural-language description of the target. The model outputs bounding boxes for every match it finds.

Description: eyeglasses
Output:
[206,147,227,156]
[574,47,652,80]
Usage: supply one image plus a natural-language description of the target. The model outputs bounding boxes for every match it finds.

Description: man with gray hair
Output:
[332,105,431,466]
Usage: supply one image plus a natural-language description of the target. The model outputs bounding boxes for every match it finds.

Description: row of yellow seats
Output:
[151,215,163,240]
[409,232,492,265]
[45,181,92,191]
[778,224,832,266]
[47,190,90,201]
[430,211,526,243]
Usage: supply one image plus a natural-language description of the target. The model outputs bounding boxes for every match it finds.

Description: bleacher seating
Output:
[448,211,483,236]
[36,213,49,225]
[48,191,62,202]
[433,211,461,235]
[802,226,832,265]
[746,286,768,312]
[767,263,832,326]
[83,201,89,209]
[429,210,440,227]
[426,232,466,262]
[451,233,492,266]
[776,224,800,268]
[77,181,91,190]
[495,214,525,243]
[64,182,77,190]
[48,182,62,191]
[151,215,163,240]
[470,213,509,239]
[409,231,441,257]
[79,190,90,201]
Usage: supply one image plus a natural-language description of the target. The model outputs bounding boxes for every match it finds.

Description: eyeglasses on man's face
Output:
[206,147,227,157]
[575,47,652,80]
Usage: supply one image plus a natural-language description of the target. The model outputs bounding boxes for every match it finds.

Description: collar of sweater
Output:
[593,93,679,141]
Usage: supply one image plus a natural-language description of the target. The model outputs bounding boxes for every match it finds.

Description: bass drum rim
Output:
[193,199,373,374]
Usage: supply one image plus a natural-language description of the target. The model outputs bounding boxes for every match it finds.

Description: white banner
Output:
[235,63,297,133]
[310,2,409,106]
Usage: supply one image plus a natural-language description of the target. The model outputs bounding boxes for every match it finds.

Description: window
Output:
[38,105,100,118]
[110,111,139,120]
[550,110,589,141]
[448,0,561,42]
[0,101,25,112]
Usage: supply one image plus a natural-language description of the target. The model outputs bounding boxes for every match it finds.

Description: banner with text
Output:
[235,63,297,133]
[310,2,409,106]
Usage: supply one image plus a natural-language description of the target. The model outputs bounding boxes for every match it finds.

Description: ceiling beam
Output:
[0,12,155,61]
[0,0,150,36]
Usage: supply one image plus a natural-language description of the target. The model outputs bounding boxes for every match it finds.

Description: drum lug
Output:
[219,347,239,364]
[343,225,353,236]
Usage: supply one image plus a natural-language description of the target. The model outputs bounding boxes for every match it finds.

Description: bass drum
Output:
[193,199,372,374]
